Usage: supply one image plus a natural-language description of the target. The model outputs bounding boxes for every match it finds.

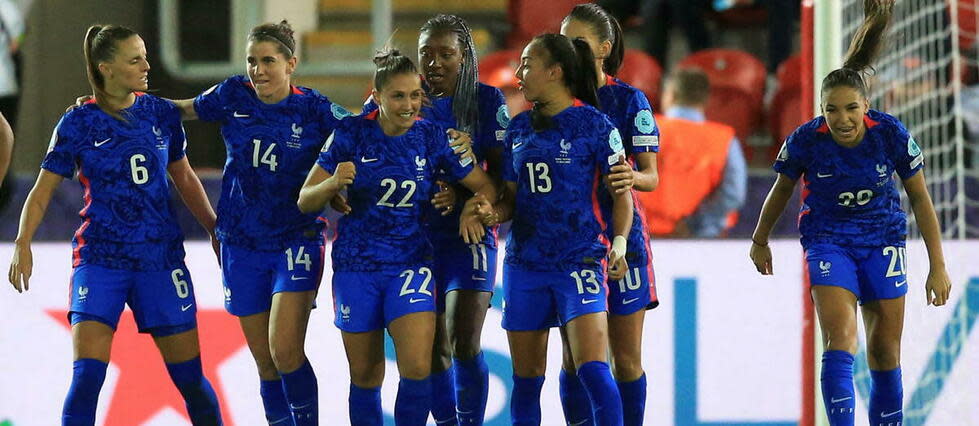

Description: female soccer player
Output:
[8,25,222,425]
[465,33,632,426]
[297,48,497,426]
[560,4,659,425]
[749,1,951,425]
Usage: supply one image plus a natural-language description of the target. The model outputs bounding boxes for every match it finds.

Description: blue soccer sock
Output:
[454,352,489,425]
[869,368,903,426]
[165,356,222,426]
[511,375,545,426]
[62,358,108,426]
[431,368,458,425]
[395,376,432,426]
[559,369,594,426]
[618,373,647,426]
[260,379,292,425]
[280,360,318,425]
[577,361,624,426]
[821,350,856,426]
[349,383,382,426]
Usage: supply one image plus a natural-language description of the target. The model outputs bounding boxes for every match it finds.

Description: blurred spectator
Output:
[599,0,713,68]
[637,68,746,237]
[0,0,23,130]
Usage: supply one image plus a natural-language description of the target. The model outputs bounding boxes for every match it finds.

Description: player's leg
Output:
[558,328,592,426]
[221,243,290,423]
[63,265,126,426]
[608,261,655,426]
[334,270,386,425]
[808,244,861,426]
[270,239,323,424]
[858,245,909,425]
[430,257,457,426]
[385,265,438,426]
[445,241,496,425]
[501,265,557,426]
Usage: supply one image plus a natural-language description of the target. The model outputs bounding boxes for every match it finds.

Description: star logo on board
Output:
[47,309,246,425]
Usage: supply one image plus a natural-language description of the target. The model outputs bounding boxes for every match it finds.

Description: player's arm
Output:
[457,167,499,243]
[607,167,634,280]
[297,161,355,214]
[607,152,658,193]
[169,98,198,121]
[0,112,12,186]
[9,170,64,292]
[749,173,797,275]
[167,157,216,235]
[902,172,951,306]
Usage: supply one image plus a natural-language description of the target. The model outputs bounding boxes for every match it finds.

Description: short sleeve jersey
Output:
[41,93,188,271]
[316,112,474,271]
[362,82,509,248]
[194,75,351,250]
[773,109,924,248]
[597,76,658,264]
[502,102,626,271]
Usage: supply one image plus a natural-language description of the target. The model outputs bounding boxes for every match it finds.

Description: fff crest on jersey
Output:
[635,109,655,134]
[415,155,427,180]
[819,261,832,276]
[556,139,572,164]
[152,125,167,150]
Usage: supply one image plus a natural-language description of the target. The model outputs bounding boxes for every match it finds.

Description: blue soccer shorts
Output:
[432,241,498,313]
[805,242,909,304]
[332,265,437,332]
[501,263,609,331]
[220,239,324,317]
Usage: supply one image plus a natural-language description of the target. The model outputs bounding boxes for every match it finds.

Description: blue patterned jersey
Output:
[502,102,626,271]
[316,112,475,271]
[41,93,187,271]
[363,83,508,249]
[773,109,924,248]
[597,76,658,265]
[194,75,351,250]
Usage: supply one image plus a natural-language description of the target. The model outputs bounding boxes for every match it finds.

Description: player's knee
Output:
[431,348,452,373]
[867,341,901,370]
[270,343,305,373]
[399,357,432,380]
[611,355,643,382]
[254,356,278,380]
[450,335,481,361]
[349,361,385,388]
[822,329,858,353]
[560,349,576,373]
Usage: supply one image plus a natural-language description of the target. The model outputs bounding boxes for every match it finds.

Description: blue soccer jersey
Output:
[502,101,626,271]
[194,75,351,250]
[316,112,475,272]
[597,76,658,267]
[41,93,188,271]
[773,109,924,248]
[363,83,508,249]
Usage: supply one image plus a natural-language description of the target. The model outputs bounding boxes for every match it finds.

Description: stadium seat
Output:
[506,0,590,48]
[616,49,664,111]
[768,54,807,160]
[952,0,977,51]
[677,48,767,142]
[479,49,532,114]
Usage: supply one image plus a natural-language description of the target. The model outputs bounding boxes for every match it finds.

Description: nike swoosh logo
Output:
[622,297,639,305]
[291,275,309,281]
[830,396,852,403]
[512,142,523,149]
[94,138,111,147]
[456,409,474,415]
[471,275,487,281]
[582,298,597,304]
[361,156,379,163]
[181,304,193,312]
[233,111,249,118]
[409,298,426,303]
[895,280,907,287]
[817,172,833,178]
[881,410,902,418]
[569,420,590,426]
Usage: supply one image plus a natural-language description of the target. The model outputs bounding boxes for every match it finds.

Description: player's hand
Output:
[459,210,486,244]
[606,156,634,194]
[448,129,477,164]
[329,161,356,191]
[8,243,33,293]
[925,267,951,307]
[432,180,457,216]
[330,193,352,214]
[608,235,628,281]
[66,95,94,112]
[208,232,221,268]
[749,241,773,275]
[467,193,499,227]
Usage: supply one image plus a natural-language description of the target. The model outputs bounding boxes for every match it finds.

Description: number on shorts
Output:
[130,154,149,184]
[882,246,907,278]
[469,243,488,272]
[571,269,601,295]
[285,246,312,271]
[618,267,642,293]
[171,269,189,299]
[399,267,433,297]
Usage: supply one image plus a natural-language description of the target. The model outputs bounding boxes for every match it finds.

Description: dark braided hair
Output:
[419,14,480,135]
[83,24,139,118]
[563,3,625,76]
[821,0,893,99]
[249,20,296,59]
[528,34,599,131]
[373,47,418,91]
